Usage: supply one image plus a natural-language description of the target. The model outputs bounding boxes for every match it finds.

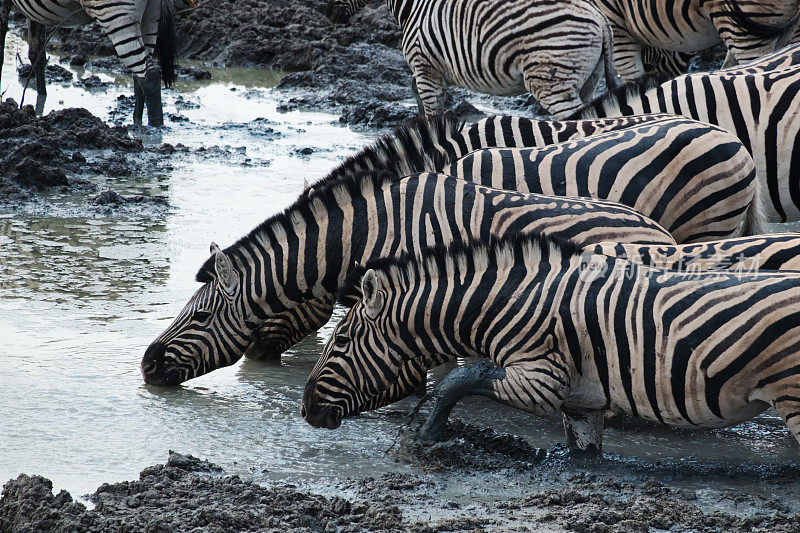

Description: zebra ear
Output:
[210,242,221,255]
[361,269,384,318]
[214,249,238,294]
[304,178,311,192]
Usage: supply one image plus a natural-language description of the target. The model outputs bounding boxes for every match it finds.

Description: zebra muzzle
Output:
[301,379,343,429]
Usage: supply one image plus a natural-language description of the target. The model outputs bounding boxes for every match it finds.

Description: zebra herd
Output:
[139,39,800,452]
[22,0,782,452]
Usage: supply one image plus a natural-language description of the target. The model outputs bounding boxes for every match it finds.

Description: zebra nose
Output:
[141,342,166,383]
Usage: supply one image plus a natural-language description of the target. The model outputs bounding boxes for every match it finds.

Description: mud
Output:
[0,452,404,533]
[3,424,799,532]
[42,0,530,126]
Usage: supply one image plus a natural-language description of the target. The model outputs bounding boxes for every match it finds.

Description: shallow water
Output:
[1,31,798,503]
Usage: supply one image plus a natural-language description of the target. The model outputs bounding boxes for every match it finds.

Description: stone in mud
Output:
[174,65,212,81]
[17,63,74,83]
[68,54,88,67]
[75,75,110,89]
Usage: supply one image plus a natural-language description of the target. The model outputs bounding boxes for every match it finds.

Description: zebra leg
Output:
[133,77,145,126]
[418,360,507,442]
[0,0,11,89]
[411,66,446,116]
[608,27,645,81]
[562,408,605,455]
[141,66,164,127]
[410,76,425,117]
[418,358,568,442]
[27,20,48,96]
[773,394,800,445]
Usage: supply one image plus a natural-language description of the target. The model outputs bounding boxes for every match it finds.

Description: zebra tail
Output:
[600,19,622,91]
[739,182,769,237]
[567,73,667,119]
[156,0,177,87]
[721,0,800,44]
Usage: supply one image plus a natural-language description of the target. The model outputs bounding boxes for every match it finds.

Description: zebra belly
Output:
[606,399,771,429]
[12,0,91,26]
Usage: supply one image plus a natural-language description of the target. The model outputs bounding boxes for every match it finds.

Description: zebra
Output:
[302,233,800,453]
[441,118,762,244]
[316,232,800,419]
[0,0,177,126]
[593,0,800,80]
[324,0,621,119]
[140,170,677,386]
[570,41,800,222]
[591,234,800,272]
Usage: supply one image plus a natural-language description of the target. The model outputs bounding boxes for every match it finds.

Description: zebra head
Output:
[141,243,255,386]
[302,268,414,429]
[325,0,368,24]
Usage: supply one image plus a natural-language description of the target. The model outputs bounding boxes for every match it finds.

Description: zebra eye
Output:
[333,334,350,348]
[192,310,212,323]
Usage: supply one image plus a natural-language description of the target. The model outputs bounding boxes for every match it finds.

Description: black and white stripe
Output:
[594,0,800,79]
[1,0,176,126]
[141,170,676,385]
[443,117,761,243]
[325,0,620,118]
[571,42,800,222]
[302,234,800,452]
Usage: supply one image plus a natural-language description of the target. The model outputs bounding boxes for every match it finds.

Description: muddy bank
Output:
[45,0,528,126]
[0,98,155,203]
[3,424,800,532]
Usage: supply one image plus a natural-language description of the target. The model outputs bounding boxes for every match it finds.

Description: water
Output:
[0,30,797,503]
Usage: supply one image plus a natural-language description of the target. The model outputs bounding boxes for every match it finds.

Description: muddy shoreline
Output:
[2,421,799,533]
[43,0,535,125]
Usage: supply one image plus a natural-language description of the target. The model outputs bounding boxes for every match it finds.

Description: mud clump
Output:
[0,452,405,532]
[0,99,143,200]
[17,63,73,83]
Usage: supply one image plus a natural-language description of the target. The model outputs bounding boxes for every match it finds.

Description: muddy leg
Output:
[142,66,163,127]
[27,20,48,97]
[418,360,506,442]
[562,408,605,455]
[0,0,11,89]
[133,77,145,126]
[419,356,570,442]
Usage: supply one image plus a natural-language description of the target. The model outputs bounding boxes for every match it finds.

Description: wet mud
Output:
[3,423,799,532]
[0,98,156,204]
[44,0,531,126]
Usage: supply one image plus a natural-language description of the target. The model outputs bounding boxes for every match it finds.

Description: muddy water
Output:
[0,31,798,505]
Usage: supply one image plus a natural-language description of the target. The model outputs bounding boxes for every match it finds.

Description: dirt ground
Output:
[2,422,799,533]
[47,0,531,126]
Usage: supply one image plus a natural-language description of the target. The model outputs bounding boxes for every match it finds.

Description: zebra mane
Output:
[569,73,670,119]
[336,233,581,306]
[196,170,400,282]
[195,114,464,283]
[307,112,464,192]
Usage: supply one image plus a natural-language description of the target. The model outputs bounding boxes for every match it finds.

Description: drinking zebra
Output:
[570,41,800,222]
[143,110,765,379]
[141,171,677,386]
[302,234,800,452]
[324,0,620,118]
[0,0,176,126]
[594,0,800,80]
[341,232,800,417]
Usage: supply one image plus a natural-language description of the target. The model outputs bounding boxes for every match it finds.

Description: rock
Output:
[75,75,110,88]
[17,63,74,83]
